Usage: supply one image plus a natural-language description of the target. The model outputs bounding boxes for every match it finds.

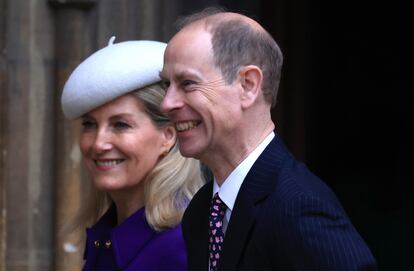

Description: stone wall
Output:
[0,0,181,270]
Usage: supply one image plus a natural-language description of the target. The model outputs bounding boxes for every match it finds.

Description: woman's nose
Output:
[92,130,113,153]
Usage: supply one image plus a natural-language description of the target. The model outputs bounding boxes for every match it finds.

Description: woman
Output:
[61,38,204,270]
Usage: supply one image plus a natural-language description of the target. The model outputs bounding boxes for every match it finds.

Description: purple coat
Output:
[83,205,187,271]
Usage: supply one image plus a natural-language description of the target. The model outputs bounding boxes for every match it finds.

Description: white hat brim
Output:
[61,39,167,119]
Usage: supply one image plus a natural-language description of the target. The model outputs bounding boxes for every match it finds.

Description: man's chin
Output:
[178,144,203,160]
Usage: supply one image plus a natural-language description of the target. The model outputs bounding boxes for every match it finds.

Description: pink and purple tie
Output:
[208,192,227,271]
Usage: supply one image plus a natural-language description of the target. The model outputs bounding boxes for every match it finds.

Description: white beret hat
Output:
[61,37,167,119]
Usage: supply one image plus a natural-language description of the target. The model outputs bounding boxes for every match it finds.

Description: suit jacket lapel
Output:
[184,182,213,271]
[220,135,289,271]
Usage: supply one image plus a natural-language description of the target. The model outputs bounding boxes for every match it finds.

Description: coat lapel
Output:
[111,207,156,269]
[220,135,290,271]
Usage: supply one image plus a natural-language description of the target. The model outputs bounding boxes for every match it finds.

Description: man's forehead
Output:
[160,65,202,80]
[170,25,210,47]
[164,31,212,62]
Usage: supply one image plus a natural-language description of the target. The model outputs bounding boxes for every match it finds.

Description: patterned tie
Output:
[208,192,227,271]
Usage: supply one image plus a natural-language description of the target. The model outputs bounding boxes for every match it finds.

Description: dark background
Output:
[183,1,412,270]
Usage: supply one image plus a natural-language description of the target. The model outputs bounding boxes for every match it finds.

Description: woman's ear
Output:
[161,125,176,153]
[239,65,263,108]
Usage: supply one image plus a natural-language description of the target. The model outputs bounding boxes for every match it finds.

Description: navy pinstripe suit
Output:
[182,134,377,271]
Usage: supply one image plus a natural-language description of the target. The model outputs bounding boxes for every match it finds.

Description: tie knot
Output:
[210,193,227,218]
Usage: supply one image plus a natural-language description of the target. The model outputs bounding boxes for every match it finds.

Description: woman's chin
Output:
[93,180,123,192]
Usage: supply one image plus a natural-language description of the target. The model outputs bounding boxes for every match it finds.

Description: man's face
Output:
[160,27,243,162]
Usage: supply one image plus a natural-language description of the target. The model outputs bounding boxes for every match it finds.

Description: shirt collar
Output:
[213,132,275,211]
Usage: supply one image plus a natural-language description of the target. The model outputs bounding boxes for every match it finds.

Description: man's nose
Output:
[160,85,184,114]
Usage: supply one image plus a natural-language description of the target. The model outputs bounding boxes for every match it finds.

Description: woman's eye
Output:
[81,120,96,130]
[114,122,130,129]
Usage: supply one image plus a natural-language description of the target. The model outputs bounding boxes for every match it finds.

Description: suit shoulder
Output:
[274,159,343,208]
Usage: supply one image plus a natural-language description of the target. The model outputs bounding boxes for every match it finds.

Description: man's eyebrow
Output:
[159,70,201,81]
[177,70,201,81]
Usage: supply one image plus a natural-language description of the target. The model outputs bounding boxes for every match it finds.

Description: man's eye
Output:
[161,80,170,89]
[182,80,195,86]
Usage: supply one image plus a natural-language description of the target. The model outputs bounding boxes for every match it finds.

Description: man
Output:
[160,8,377,271]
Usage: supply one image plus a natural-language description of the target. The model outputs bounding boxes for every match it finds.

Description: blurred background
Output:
[0,0,411,270]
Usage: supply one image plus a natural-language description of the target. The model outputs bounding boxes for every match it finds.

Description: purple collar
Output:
[86,205,157,269]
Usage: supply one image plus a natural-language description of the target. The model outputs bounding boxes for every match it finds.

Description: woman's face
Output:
[79,94,174,196]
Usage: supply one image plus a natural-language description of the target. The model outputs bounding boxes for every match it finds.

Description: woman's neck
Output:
[109,186,145,224]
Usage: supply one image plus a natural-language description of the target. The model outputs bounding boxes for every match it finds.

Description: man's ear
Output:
[239,65,263,108]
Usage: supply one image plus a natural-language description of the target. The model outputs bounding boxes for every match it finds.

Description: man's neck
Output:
[206,122,275,185]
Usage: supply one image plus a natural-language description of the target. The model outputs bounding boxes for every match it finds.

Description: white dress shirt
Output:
[213,132,275,233]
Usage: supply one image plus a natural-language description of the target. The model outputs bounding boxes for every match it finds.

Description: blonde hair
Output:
[72,83,204,232]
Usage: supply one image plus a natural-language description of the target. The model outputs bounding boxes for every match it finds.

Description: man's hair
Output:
[177,7,283,107]
[176,6,226,30]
